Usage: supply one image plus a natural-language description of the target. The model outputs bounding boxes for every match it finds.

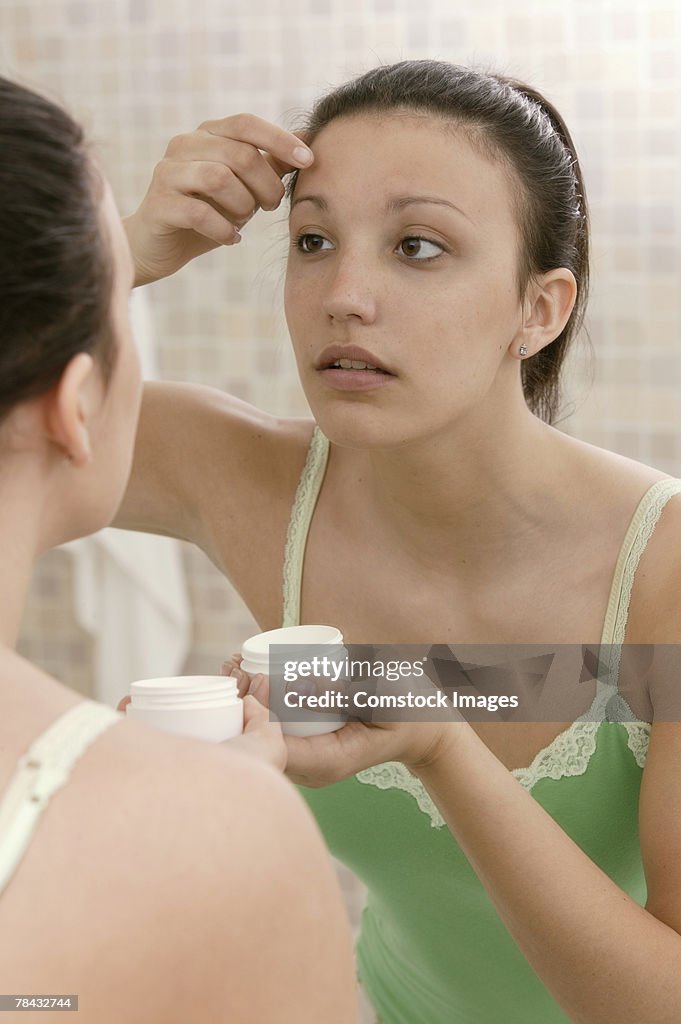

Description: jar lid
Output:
[242,624,343,659]
[131,675,237,699]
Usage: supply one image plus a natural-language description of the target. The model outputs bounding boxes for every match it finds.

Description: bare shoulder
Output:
[0,713,355,1023]
[559,433,680,610]
[116,380,315,545]
[559,429,671,499]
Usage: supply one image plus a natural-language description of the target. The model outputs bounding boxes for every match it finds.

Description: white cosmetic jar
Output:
[241,625,346,737]
[126,676,243,743]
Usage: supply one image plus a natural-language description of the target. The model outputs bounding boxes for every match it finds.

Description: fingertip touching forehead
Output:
[285,59,590,424]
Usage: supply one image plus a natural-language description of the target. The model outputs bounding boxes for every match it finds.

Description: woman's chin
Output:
[309,405,417,451]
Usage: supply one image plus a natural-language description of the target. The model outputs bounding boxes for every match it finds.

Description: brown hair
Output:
[286,60,590,424]
[0,76,114,422]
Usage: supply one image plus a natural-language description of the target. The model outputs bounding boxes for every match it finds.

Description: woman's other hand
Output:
[124,114,313,285]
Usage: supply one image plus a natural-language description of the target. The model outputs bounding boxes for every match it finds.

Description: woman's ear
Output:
[514,268,577,357]
[44,352,97,466]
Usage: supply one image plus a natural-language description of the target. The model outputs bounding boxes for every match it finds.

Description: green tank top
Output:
[282,426,681,1024]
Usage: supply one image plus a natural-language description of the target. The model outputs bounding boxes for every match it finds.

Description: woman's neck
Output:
[355,408,578,576]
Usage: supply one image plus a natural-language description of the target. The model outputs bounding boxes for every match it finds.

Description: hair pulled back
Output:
[0,77,114,423]
[288,60,590,424]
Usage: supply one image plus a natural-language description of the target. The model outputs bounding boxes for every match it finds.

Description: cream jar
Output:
[126,676,243,743]
[241,625,346,737]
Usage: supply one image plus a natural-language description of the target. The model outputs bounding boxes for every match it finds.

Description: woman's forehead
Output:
[296,114,516,229]
[309,109,475,151]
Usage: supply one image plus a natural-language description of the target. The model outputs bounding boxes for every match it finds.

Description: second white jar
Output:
[241,624,347,737]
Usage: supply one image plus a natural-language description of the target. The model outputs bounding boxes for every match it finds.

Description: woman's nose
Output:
[322,259,378,323]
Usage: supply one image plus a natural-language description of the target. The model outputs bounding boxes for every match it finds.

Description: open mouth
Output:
[324,359,392,375]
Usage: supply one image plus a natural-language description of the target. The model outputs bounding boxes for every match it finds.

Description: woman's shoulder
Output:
[67,714,353,1022]
[557,432,680,531]
[0,671,325,1021]
[568,437,681,642]
[560,430,674,493]
[548,432,681,628]
[0,666,306,874]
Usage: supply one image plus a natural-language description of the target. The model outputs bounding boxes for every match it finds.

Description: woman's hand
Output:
[124,113,313,285]
[227,690,287,772]
[284,718,459,788]
[221,654,461,787]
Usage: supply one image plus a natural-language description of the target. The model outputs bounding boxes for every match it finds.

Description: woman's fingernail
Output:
[249,674,264,696]
[293,145,313,166]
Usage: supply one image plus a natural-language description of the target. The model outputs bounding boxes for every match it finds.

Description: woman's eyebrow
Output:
[388,194,475,225]
[289,194,330,212]
[290,192,474,225]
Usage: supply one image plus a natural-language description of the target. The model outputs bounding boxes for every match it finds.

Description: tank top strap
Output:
[282,425,330,627]
[0,700,123,896]
[600,478,681,647]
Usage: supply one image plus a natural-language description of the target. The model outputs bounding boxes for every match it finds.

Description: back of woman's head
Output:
[288,60,590,424]
[0,77,113,423]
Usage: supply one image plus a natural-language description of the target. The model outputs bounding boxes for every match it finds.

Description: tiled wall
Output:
[2,0,680,693]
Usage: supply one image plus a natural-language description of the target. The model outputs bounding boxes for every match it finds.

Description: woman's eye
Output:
[292,232,445,260]
[295,233,332,254]
[398,236,444,260]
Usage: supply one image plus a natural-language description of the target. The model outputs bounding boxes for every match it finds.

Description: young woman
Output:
[118,61,681,1022]
[0,76,357,1024]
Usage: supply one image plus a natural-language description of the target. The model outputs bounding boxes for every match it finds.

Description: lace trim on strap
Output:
[356,762,446,829]
[281,427,329,629]
[598,478,681,696]
[601,478,681,649]
[509,722,601,792]
[508,716,652,789]
[621,721,651,768]
[510,683,647,792]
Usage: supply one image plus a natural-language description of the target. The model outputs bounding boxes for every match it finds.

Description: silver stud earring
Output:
[519,345,528,357]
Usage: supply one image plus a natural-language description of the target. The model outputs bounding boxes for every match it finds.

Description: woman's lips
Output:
[317,367,396,391]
